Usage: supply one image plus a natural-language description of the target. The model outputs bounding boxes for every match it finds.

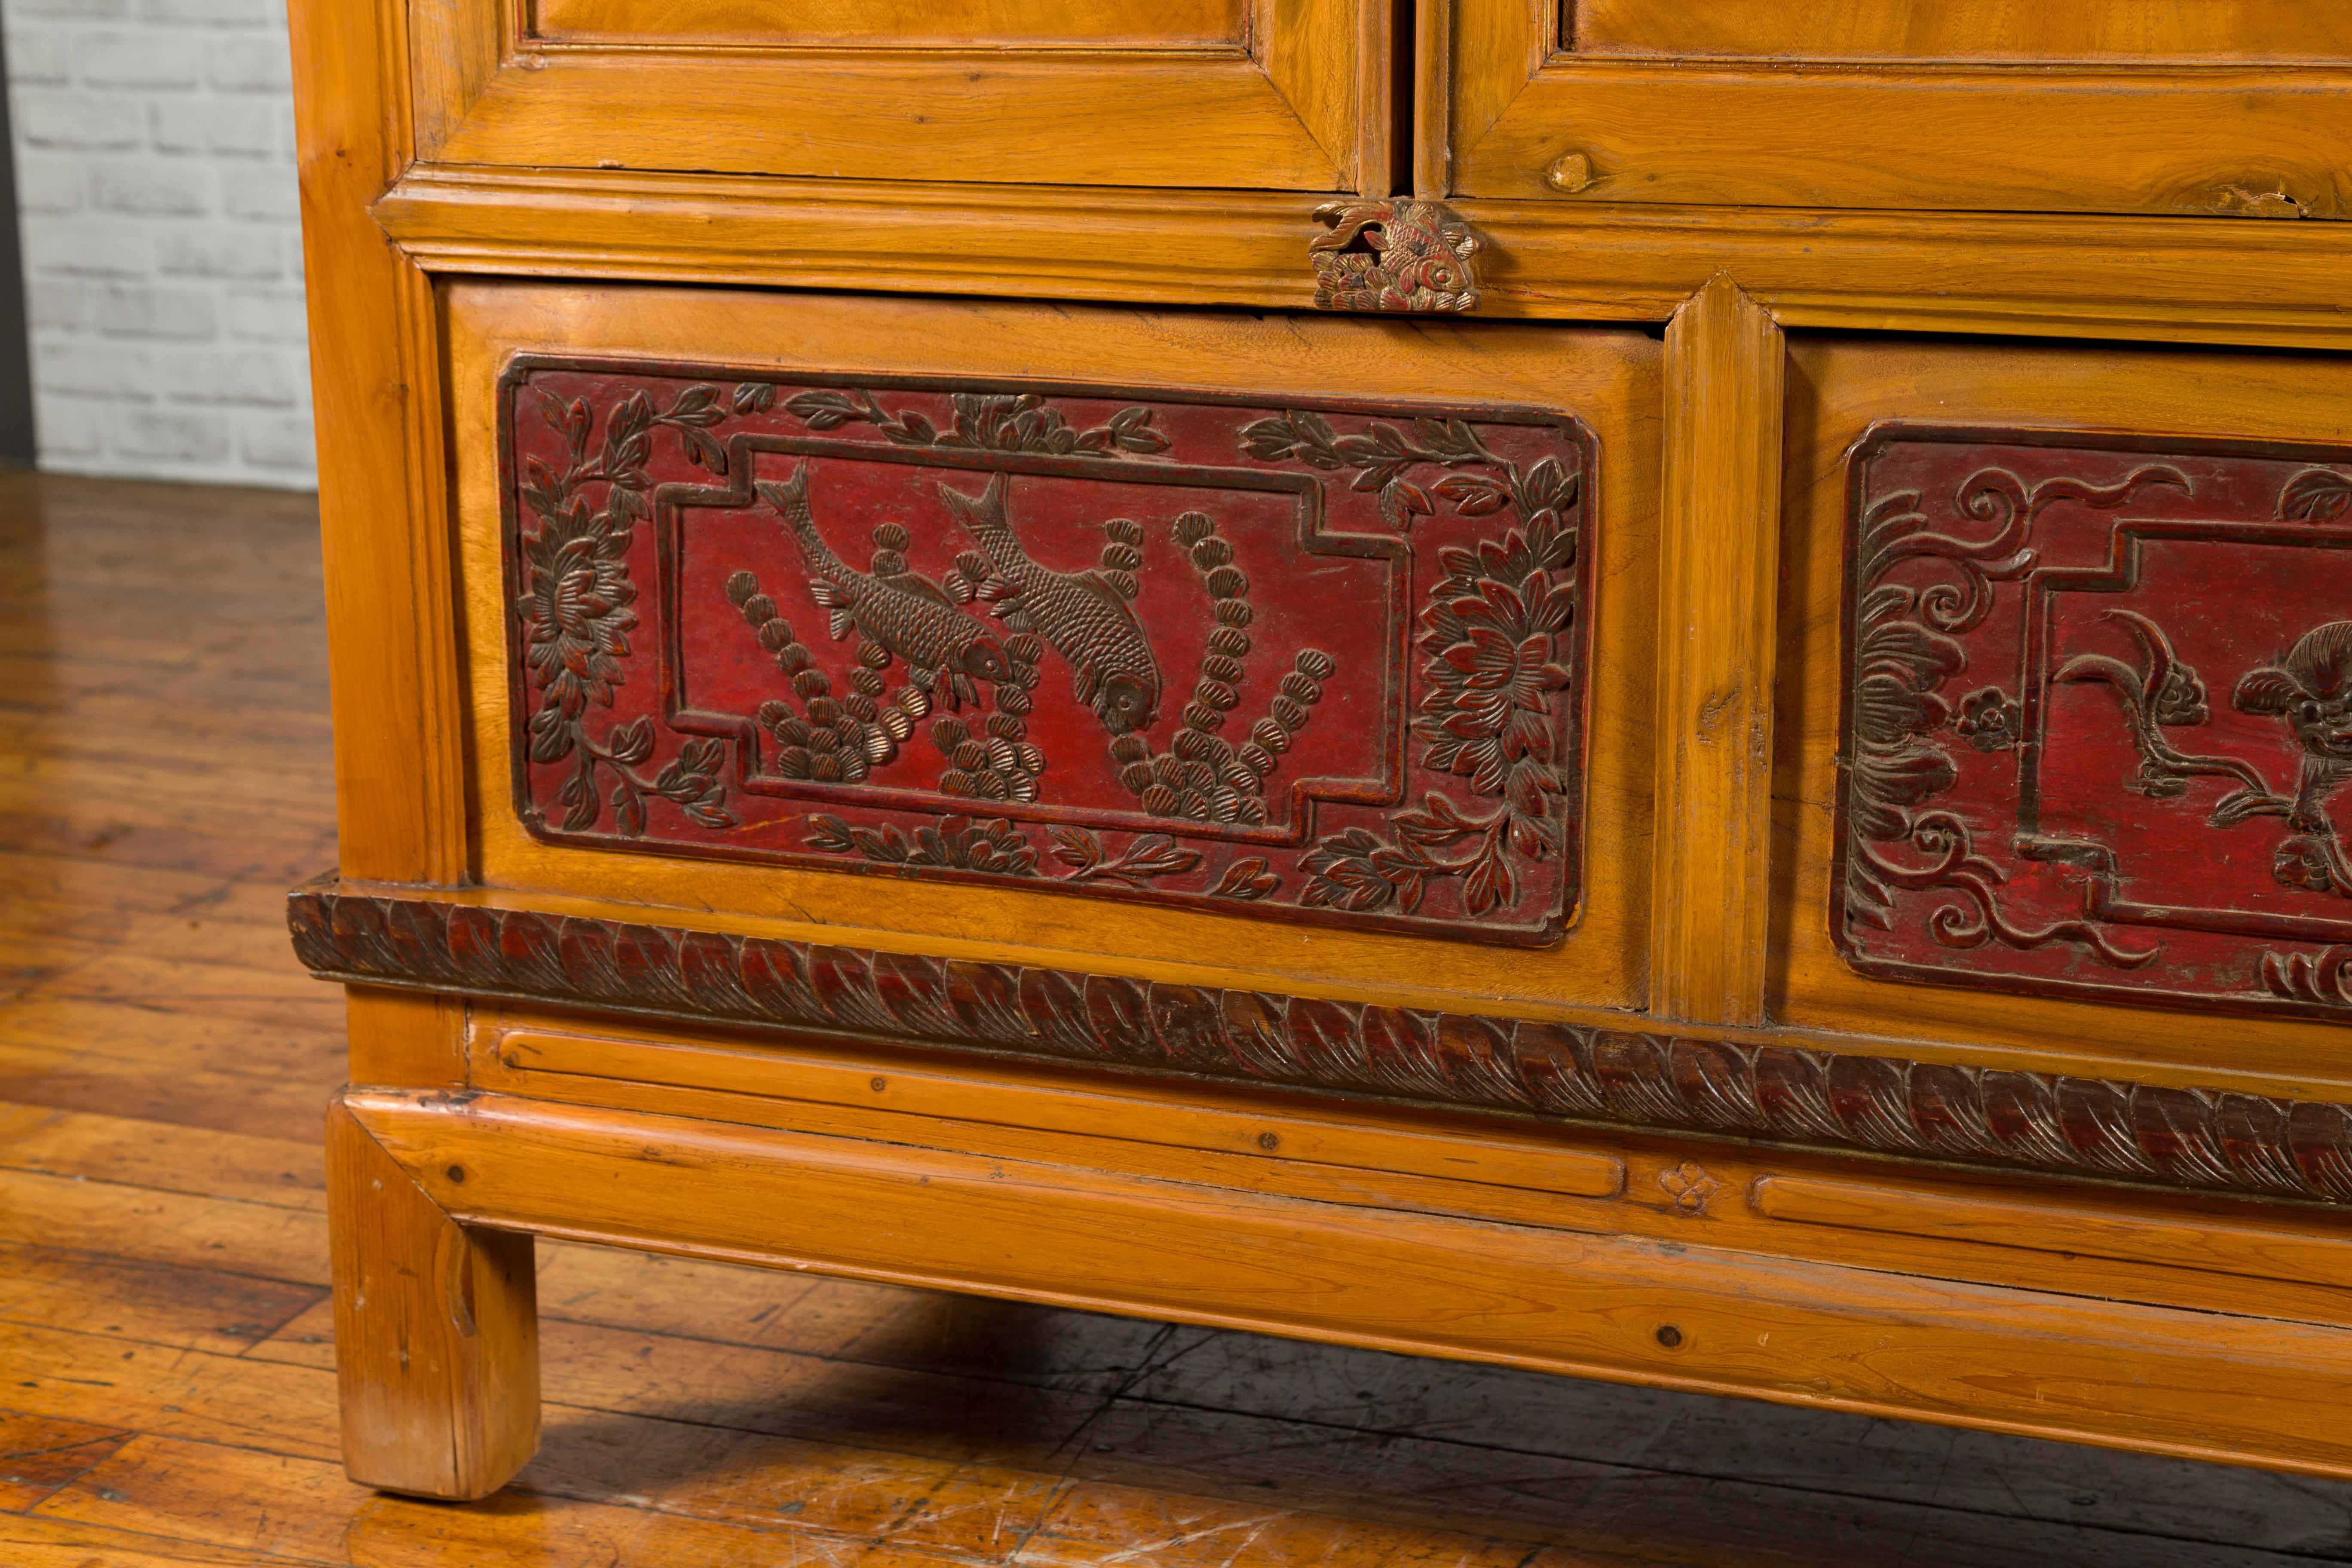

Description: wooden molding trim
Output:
[291,0,469,883]
[376,166,2352,350]
[339,1084,2352,1481]
[289,880,2352,1207]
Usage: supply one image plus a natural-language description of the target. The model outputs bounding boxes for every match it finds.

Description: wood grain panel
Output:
[488,1026,1630,1200]
[1651,278,1782,1026]
[471,1011,2352,1332]
[436,53,1337,190]
[529,0,1250,48]
[289,0,467,886]
[1444,4,2352,216]
[414,0,1384,192]
[1571,0,2352,61]
[1753,1174,2352,1291]
[1458,64,2352,214]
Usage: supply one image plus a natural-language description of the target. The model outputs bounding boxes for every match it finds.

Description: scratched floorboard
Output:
[4,468,2351,1566]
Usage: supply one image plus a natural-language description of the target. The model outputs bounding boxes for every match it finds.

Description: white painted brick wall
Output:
[3,0,314,489]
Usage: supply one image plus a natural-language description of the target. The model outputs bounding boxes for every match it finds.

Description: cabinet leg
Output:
[325,1097,540,1499]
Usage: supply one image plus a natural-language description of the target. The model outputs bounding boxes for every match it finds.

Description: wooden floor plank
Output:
[495,1316,1105,1471]
[0,1410,133,1513]
[32,1433,998,1568]
[25,951,344,1037]
[0,1040,334,1143]
[0,1514,297,1568]
[516,1407,1072,1561]
[0,1106,324,1210]
[530,1243,1171,1391]
[4,1323,343,1461]
[1063,1397,2328,1568]
[0,1168,331,1286]
[0,1243,324,1355]
[1118,1327,2352,1557]
[2,995,348,1088]
[0,851,233,914]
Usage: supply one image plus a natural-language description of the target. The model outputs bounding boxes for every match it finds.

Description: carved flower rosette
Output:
[1835,424,2352,1016]
[502,362,1595,944]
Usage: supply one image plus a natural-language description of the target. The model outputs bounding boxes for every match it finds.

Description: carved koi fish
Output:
[940,472,1161,736]
[755,465,1009,705]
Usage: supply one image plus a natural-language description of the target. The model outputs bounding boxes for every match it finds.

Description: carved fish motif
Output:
[940,472,1161,735]
[755,465,1009,706]
[1308,198,1482,314]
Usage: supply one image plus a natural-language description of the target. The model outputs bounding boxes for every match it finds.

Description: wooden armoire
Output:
[287,0,2352,1498]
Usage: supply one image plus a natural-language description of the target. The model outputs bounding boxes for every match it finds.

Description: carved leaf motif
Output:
[513,378,745,839]
[1459,836,1517,919]
[1047,825,1103,874]
[610,784,646,838]
[675,425,727,474]
[1211,858,1281,900]
[1106,407,1171,453]
[293,884,2352,1207]
[2278,467,2352,522]
[665,385,725,425]
[784,391,861,430]
[556,760,597,832]
[607,717,655,766]
[1433,475,1510,515]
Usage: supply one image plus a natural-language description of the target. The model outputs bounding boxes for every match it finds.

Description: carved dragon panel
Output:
[501,361,1594,943]
[1836,425,2352,1015]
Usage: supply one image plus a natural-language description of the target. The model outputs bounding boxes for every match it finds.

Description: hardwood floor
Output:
[4,469,2351,1566]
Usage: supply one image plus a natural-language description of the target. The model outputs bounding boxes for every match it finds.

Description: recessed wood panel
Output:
[1776,336,2352,1088]
[414,0,1384,191]
[1568,0,2352,62]
[530,0,1249,48]
[501,361,1595,943]
[1446,4,2352,216]
[449,281,1660,1014]
[1834,426,2352,1017]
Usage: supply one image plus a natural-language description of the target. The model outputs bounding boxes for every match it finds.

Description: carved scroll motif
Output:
[1837,428,2352,1017]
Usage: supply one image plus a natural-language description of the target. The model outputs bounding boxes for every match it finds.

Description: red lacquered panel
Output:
[501,362,1595,943]
[1837,424,2352,1015]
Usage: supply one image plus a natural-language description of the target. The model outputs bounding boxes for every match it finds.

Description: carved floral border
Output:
[498,359,1596,944]
[1833,423,2352,1018]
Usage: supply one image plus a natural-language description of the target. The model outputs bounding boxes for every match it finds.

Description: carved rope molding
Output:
[288,882,2352,1208]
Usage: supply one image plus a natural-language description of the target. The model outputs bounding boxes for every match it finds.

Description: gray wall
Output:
[3,0,314,489]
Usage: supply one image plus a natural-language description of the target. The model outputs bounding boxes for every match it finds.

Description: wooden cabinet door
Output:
[1431,0,2352,217]
[1777,334,2352,1093]
[444,282,1659,1025]
[407,0,1393,192]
